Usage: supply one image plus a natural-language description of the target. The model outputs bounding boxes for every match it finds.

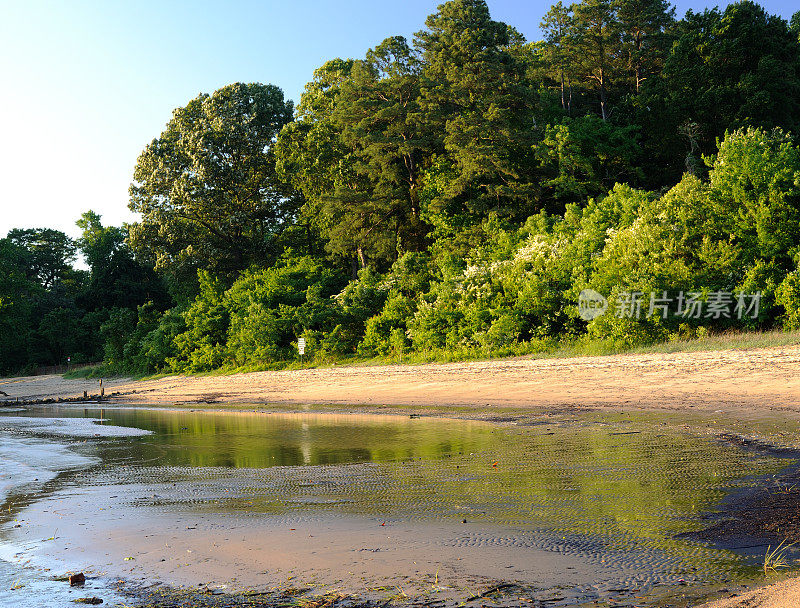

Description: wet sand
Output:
[6,408,756,607]
[9,494,615,603]
[2,409,690,607]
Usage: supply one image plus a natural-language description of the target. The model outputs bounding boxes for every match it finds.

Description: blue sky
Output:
[0,0,797,242]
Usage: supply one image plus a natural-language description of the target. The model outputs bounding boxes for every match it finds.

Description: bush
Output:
[139,308,186,372]
[359,292,416,356]
[777,271,800,330]
[225,256,345,365]
[101,307,137,365]
[170,272,229,372]
[587,312,670,350]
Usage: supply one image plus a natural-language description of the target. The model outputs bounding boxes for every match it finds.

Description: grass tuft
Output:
[764,538,796,575]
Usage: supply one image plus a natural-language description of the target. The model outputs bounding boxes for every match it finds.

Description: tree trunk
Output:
[567,75,573,115]
[634,31,644,92]
[599,66,608,121]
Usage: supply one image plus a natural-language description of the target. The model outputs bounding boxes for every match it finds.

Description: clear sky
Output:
[0,0,796,242]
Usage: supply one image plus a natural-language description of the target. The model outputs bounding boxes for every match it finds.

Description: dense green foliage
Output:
[3,0,800,376]
[129,82,297,295]
[0,213,166,374]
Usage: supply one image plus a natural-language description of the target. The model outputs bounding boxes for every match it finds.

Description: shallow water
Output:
[0,415,145,606]
[0,406,797,605]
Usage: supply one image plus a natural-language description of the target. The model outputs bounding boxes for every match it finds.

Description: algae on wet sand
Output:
[1,407,799,607]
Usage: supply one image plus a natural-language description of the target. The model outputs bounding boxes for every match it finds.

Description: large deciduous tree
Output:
[129,82,297,289]
[76,210,169,311]
[5,228,76,290]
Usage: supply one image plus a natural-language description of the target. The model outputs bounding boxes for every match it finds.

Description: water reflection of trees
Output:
[37,408,791,579]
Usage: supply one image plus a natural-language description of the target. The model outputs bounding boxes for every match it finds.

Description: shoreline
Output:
[4,346,800,607]
[2,408,797,608]
[3,344,800,414]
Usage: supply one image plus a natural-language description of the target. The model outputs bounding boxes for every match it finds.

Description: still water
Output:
[0,406,796,605]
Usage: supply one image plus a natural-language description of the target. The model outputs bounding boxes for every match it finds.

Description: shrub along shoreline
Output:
[3,1,800,380]
[63,328,800,381]
[97,129,800,376]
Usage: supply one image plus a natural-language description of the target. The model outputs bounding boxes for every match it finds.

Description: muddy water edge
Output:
[2,405,800,608]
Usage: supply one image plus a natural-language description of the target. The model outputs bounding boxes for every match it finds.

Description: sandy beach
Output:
[3,345,800,413]
[3,346,800,607]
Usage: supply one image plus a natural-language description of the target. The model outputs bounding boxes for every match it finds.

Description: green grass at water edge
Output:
[61,328,800,380]
[62,363,171,381]
[212,328,800,374]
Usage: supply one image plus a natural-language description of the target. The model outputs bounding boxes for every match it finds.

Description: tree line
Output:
[2,0,800,375]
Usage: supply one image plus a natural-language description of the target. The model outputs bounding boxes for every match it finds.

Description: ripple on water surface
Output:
[0,407,796,604]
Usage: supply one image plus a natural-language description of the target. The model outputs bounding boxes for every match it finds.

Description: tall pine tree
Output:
[416,0,538,221]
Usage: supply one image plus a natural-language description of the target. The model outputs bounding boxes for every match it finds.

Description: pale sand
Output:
[2,345,800,413]
[4,345,800,606]
[700,579,800,608]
